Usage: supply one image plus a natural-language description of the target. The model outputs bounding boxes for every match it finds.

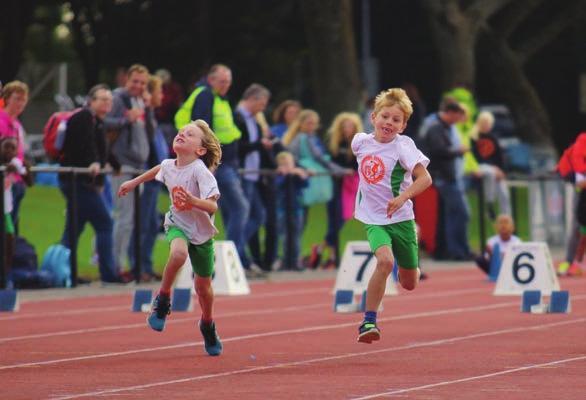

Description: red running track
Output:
[1,268,585,400]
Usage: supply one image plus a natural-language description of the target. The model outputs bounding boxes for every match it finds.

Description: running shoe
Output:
[199,320,223,356]
[147,293,171,332]
[357,321,381,344]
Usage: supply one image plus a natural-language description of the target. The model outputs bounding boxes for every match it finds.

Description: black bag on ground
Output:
[9,236,55,289]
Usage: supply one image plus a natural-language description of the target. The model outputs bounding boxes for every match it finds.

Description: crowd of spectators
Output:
[0,64,583,285]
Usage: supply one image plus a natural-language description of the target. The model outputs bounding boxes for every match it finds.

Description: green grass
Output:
[20,185,529,279]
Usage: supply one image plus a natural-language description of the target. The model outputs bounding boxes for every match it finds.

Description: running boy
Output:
[352,88,432,343]
[118,120,223,356]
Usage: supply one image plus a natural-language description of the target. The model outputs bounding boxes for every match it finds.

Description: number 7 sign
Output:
[333,241,398,296]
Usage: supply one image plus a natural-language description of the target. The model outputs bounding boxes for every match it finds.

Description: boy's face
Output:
[173,125,207,157]
[371,105,406,142]
[277,155,294,172]
[496,218,514,239]
[1,139,17,161]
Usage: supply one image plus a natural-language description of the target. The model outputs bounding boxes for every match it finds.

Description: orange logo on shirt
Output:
[360,155,385,184]
[171,186,192,211]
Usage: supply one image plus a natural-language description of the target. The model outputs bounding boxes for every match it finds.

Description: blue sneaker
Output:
[147,293,171,332]
[199,320,223,356]
[357,321,381,344]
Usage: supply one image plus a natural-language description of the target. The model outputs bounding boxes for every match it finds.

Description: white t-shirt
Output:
[351,133,429,225]
[155,158,220,245]
[487,234,521,258]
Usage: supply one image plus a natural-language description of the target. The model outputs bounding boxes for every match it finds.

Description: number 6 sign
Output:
[493,242,560,296]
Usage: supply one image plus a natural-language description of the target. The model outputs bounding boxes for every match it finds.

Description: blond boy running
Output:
[352,88,432,343]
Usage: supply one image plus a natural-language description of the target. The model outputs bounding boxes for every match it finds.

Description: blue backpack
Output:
[40,244,72,287]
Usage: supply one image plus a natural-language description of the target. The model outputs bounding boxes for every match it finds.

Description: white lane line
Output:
[351,355,586,399]
[0,287,330,321]
[0,287,492,342]
[47,318,586,400]
[0,303,329,343]
[5,295,584,371]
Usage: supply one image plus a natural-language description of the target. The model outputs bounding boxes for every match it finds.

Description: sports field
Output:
[1,267,584,399]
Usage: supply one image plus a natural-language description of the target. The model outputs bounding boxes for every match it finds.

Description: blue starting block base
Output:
[521,290,542,313]
[132,289,153,312]
[487,244,501,282]
[172,288,193,312]
[333,289,367,313]
[549,290,571,313]
[0,289,18,312]
[521,290,571,314]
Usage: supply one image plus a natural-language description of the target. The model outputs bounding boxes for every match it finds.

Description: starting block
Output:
[549,290,571,313]
[521,290,542,313]
[0,289,18,312]
[171,288,193,312]
[132,289,153,312]
[333,289,368,313]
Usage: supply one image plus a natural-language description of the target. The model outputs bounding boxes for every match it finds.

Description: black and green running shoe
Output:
[357,321,381,343]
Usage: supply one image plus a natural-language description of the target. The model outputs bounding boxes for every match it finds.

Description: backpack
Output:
[557,132,586,182]
[43,108,81,161]
[12,236,38,271]
[40,244,72,287]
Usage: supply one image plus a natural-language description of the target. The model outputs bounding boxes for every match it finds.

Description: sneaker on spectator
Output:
[557,261,571,276]
[308,244,323,269]
[199,320,223,356]
[147,293,171,332]
[567,262,583,277]
[357,321,381,344]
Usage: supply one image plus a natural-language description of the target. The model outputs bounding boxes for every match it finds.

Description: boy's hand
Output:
[118,180,136,197]
[386,194,407,218]
[172,186,194,211]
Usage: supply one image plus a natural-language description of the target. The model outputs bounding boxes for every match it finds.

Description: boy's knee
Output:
[170,249,188,265]
[377,259,394,275]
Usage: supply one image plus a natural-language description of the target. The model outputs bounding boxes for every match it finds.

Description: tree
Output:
[0,0,37,81]
[477,0,586,147]
[300,0,363,126]
[419,0,511,90]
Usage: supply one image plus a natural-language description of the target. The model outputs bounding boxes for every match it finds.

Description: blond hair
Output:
[328,112,363,157]
[127,63,150,77]
[276,150,294,164]
[282,109,319,146]
[147,75,162,94]
[2,80,29,102]
[373,88,413,121]
[183,120,222,171]
[470,111,495,140]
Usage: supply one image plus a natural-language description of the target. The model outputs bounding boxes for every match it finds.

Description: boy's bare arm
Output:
[117,165,161,197]
[386,163,432,217]
[176,187,218,214]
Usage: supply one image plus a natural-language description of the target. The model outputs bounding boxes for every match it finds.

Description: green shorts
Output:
[4,213,14,235]
[166,226,215,277]
[364,219,418,269]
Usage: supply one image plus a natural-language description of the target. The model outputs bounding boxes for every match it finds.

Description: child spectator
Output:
[471,111,511,218]
[118,120,223,356]
[0,136,21,277]
[274,151,309,270]
[309,112,362,269]
[475,214,521,275]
